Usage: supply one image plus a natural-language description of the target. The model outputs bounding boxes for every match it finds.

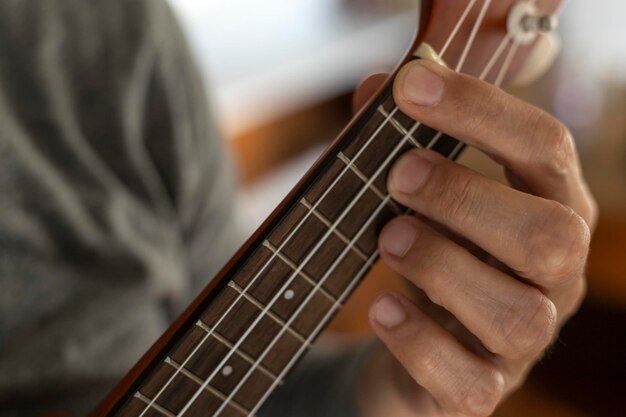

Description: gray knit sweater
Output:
[0,1,366,416]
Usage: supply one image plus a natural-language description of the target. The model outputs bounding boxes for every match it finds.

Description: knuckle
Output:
[501,288,557,358]
[460,78,505,137]
[561,277,588,321]
[582,194,600,232]
[401,225,462,307]
[435,171,483,226]
[421,249,458,305]
[450,367,505,417]
[527,202,591,282]
[529,113,575,178]
[565,209,592,259]
[420,348,445,379]
[564,189,600,237]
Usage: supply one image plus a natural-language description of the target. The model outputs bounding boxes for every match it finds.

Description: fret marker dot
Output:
[222,365,233,377]
[284,289,295,300]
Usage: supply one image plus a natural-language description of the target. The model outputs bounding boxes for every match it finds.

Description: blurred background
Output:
[168,0,626,416]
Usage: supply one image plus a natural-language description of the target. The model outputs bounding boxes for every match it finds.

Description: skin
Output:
[353,60,598,417]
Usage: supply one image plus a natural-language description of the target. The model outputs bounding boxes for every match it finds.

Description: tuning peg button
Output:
[508,1,559,45]
[522,14,559,34]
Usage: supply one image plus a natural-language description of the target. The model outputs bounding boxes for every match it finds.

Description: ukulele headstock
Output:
[413,0,564,85]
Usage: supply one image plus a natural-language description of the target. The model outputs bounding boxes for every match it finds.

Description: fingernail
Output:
[390,151,433,194]
[380,218,417,257]
[372,294,407,329]
[400,63,445,106]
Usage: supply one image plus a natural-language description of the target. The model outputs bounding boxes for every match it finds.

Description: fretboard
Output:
[111,75,465,417]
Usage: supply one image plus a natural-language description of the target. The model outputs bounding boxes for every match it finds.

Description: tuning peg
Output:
[522,13,559,34]
[508,1,559,45]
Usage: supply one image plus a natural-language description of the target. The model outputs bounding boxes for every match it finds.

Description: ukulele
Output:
[90,1,563,416]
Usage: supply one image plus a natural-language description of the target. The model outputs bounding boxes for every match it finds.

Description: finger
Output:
[387,148,591,289]
[392,60,596,225]
[379,216,558,359]
[369,292,505,416]
[353,73,388,113]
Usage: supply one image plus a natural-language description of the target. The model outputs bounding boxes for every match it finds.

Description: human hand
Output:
[357,60,597,417]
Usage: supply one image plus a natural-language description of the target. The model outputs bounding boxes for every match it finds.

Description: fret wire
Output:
[374,107,445,162]
[427,131,444,149]
[134,392,176,417]
[194,321,281,382]
[137,102,403,417]
[383,115,441,151]
[449,141,466,161]
[376,106,421,148]
[336,152,403,215]
[262,240,340,305]
[210,194,394,417]
[227,281,310,343]
[163,358,251,416]
[336,151,392,199]
[299,197,370,261]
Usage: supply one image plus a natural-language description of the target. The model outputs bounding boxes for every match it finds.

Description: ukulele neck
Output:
[106,53,464,416]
